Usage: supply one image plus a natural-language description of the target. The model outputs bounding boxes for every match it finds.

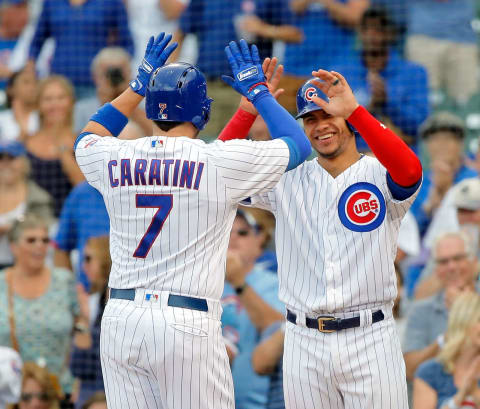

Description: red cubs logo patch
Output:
[338,183,386,232]
[305,87,317,101]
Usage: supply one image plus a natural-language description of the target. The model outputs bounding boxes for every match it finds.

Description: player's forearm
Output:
[81,89,141,137]
[404,344,440,381]
[238,285,284,331]
[252,327,285,375]
[218,108,256,141]
[347,106,422,187]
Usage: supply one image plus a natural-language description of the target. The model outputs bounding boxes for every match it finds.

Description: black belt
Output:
[109,288,208,312]
[286,309,384,333]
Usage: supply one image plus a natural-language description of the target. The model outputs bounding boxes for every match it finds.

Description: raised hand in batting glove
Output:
[222,39,270,103]
[130,32,178,97]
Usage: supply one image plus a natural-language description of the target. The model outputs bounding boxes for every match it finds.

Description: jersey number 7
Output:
[133,194,173,258]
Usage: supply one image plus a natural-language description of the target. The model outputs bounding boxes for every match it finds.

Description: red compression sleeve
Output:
[218,108,257,141]
[347,106,422,187]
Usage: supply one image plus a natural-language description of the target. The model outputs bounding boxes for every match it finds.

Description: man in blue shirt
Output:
[333,6,429,150]
[223,210,284,409]
[53,181,110,287]
[28,0,134,99]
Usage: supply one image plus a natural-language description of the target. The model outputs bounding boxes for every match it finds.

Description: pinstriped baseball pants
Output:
[283,310,408,409]
[100,296,234,409]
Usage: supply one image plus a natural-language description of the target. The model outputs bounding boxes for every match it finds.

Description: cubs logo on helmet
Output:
[338,182,386,232]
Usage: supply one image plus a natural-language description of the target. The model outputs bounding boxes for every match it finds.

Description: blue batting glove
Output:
[222,40,269,103]
[130,32,178,97]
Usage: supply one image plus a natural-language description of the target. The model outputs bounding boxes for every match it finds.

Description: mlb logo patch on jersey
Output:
[338,182,386,232]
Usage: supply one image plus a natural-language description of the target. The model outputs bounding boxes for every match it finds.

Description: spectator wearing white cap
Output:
[0,346,22,409]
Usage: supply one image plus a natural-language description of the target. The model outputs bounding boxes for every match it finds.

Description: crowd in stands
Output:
[0,0,479,408]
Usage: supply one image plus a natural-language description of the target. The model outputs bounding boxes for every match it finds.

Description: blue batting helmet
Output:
[295,78,357,136]
[146,62,213,130]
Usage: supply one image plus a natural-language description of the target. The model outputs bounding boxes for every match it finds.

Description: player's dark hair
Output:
[153,120,184,132]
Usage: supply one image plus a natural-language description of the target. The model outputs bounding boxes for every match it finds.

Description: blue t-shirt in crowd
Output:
[29,0,134,88]
[180,0,241,79]
[0,37,16,91]
[284,0,355,76]
[410,165,478,236]
[334,49,429,149]
[54,182,110,287]
[407,0,477,44]
[222,267,284,409]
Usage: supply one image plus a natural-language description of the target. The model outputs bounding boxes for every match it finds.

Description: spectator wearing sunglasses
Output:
[0,214,84,397]
[6,361,62,409]
[0,141,53,270]
[70,236,110,409]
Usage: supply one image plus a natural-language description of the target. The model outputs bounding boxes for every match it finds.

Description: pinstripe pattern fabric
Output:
[75,134,290,409]
[100,298,234,409]
[283,313,408,409]
[248,154,420,408]
[251,155,420,314]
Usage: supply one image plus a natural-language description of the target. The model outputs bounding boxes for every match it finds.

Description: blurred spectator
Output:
[6,362,62,409]
[235,0,302,60]
[406,0,479,107]
[252,321,285,409]
[223,209,284,409]
[0,0,29,94]
[80,392,106,409]
[0,214,82,395]
[126,0,190,70]
[424,178,480,255]
[413,292,480,409]
[397,210,421,264]
[0,141,53,269]
[333,6,429,150]
[73,47,148,139]
[28,0,134,99]
[410,112,477,237]
[403,231,478,382]
[278,0,370,113]
[0,67,38,144]
[70,236,110,409]
[53,181,109,288]
[245,207,278,273]
[25,76,85,217]
[171,0,242,138]
[0,346,22,409]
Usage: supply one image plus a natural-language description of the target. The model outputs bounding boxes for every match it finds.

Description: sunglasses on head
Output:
[25,237,50,245]
[21,392,50,402]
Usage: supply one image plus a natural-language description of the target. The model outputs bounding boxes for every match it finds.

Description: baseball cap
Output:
[453,178,480,210]
[419,111,465,140]
[0,141,26,157]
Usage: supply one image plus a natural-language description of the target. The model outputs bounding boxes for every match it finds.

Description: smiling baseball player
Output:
[73,33,310,409]
[219,70,423,408]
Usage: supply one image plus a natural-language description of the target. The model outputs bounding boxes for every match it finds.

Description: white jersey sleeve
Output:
[74,133,123,191]
[207,139,290,202]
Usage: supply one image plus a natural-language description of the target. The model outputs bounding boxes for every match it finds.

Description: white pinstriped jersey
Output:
[250,155,421,314]
[75,135,289,300]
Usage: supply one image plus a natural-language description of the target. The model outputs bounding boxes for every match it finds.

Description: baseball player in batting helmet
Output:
[146,62,213,130]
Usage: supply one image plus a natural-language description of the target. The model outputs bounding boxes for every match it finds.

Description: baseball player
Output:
[219,69,423,408]
[73,33,311,409]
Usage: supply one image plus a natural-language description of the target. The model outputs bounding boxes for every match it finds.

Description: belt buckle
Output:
[317,316,336,333]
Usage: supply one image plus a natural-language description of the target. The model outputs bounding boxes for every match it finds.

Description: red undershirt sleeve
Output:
[347,106,422,187]
[218,108,257,142]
